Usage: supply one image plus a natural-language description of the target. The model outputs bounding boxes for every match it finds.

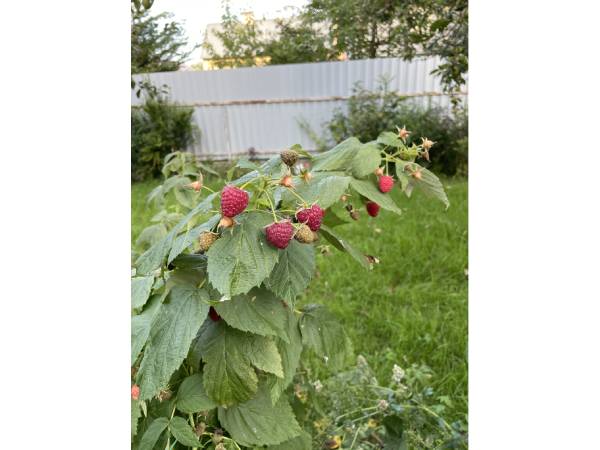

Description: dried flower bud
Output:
[397,125,410,141]
[219,216,234,228]
[188,180,202,192]
[421,137,434,150]
[280,175,294,187]
[411,168,423,180]
[157,389,172,402]
[374,167,384,177]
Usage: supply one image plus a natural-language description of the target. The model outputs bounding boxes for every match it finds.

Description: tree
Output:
[204,3,333,68]
[203,3,266,68]
[306,0,468,96]
[264,17,333,65]
[131,8,193,74]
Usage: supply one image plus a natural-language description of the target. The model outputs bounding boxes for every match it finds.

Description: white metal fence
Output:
[131,57,467,160]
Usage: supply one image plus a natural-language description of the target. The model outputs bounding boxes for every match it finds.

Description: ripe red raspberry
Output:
[296,204,324,231]
[208,306,221,322]
[131,384,140,400]
[366,201,380,217]
[265,221,294,249]
[378,175,394,193]
[220,185,249,218]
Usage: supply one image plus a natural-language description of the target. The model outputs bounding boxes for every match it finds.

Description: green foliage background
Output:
[131,90,197,181]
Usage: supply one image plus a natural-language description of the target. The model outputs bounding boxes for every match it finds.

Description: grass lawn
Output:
[132,177,468,419]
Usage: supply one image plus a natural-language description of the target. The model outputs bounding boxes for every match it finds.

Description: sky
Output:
[150,0,309,66]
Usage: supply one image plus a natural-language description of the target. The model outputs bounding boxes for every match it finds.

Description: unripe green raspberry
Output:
[295,223,315,243]
[198,231,218,252]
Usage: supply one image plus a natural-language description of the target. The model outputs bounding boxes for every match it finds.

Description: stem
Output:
[335,405,378,422]
[349,428,360,449]
[286,186,308,207]
[201,185,215,193]
[263,190,279,222]
[189,414,197,450]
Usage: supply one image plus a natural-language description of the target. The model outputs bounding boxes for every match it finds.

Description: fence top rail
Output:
[131,90,468,108]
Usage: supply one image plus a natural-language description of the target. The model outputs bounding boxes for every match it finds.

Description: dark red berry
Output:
[296,204,323,231]
[220,185,249,218]
[366,201,380,217]
[209,307,221,322]
[265,221,294,249]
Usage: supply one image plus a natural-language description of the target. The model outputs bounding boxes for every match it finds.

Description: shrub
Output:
[131,132,455,449]
[131,82,197,181]
[296,355,467,448]
[323,80,468,176]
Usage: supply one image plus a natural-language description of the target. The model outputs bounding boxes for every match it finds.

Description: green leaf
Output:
[244,336,284,379]
[136,286,210,400]
[267,310,303,404]
[206,212,279,298]
[265,240,315,303]
[167,214,220,264]
[197,321,257,406]
[263,430,312,450]
[176,374,217,414]
[169,416,202,447]
[350,178,402,215]
[131,295,163,365]
[322,207,350,228]
[377,131,403,148]
[236,157,260,170]
[168,254,208,271]
[395,164,410,192]
[138,417,168,450]
[401,162,450,208]
[132,276,155,310]
[319,225,370,269]
[218,386,302,446]
[299,304,353,371]
[197,161,220,176]
[312,137,361,172]
[135,223,168,250]
[290,143,313,159]
[214,288,290,342]
[285,173,350,209]
[136,193,217,275]
[351,143,381,178]
[197,321,284,406]
[132,400,142,438]
[231,155,283,186]
[174,185,197,209]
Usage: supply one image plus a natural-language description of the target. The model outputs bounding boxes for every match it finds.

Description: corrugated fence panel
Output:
[132,57,467,159]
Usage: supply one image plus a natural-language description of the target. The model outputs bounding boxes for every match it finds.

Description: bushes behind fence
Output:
[131,82,197,181]
[325,81,468,176]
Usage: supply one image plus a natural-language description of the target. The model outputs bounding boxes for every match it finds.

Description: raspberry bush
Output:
[131,129,449,449]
